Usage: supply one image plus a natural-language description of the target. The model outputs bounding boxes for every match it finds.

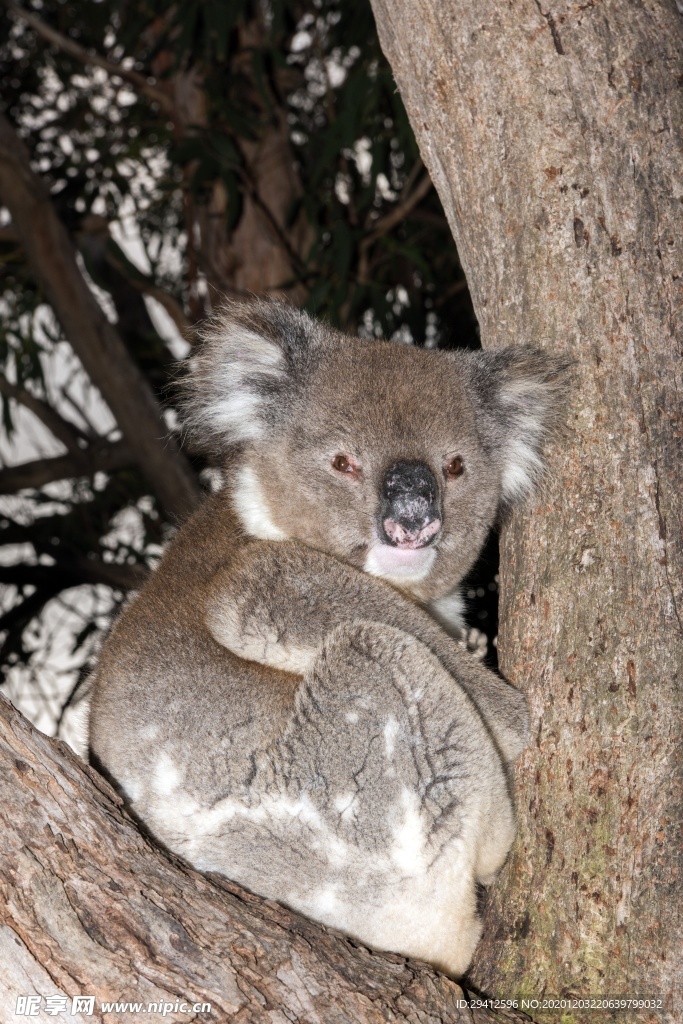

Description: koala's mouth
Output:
[382,516,441,549]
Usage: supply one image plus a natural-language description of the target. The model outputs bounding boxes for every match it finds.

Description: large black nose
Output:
[379,461,441,548]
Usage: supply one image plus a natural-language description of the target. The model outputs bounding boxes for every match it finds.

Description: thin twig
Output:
[0,558,147,594]
[138,282,196,343]
[57,384,100,438]
[357,170,433,284]
[363,171,433,246]
[97,247,196,343]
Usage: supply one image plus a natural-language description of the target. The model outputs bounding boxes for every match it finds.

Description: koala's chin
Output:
[88,299,568,978]
[365,541,437,584]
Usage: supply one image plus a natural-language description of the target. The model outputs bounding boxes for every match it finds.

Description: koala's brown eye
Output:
[445,456,464,479]
[332,454,353,474]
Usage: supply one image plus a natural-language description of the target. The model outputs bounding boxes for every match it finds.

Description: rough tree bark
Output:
[369,0,682,1019]
[0,694,530,1024]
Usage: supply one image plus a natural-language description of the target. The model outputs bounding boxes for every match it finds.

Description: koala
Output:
[89,300,567,978]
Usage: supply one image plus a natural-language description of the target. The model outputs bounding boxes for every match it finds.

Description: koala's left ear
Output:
[464,347,571,504]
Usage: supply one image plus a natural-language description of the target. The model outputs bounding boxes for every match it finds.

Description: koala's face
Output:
[186,301,567,603]
[237,342,502,602]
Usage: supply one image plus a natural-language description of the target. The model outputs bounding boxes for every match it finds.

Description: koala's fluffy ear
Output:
[464,347,571,505]
[181,300,323,454]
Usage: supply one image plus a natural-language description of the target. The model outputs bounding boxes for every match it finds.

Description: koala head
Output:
[184,300,568,604]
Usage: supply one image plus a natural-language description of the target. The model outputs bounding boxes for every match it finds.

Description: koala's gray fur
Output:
[89,300,567,977]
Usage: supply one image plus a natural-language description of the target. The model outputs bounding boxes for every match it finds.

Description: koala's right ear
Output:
[181,300,322,454]
[463,346,572,506]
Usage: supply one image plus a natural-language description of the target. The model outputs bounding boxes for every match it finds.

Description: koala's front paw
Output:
[206,586,318,674]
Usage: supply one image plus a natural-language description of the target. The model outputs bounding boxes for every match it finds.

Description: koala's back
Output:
[89,492,300,810]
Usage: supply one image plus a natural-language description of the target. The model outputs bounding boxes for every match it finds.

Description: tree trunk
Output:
[369,0,682,1018]
[0,694,534,1024]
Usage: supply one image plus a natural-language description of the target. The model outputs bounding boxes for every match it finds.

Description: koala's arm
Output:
[205,541,528,765]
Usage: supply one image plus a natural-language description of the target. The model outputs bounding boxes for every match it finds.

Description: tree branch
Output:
[0,695,526,1023]
[0,375,90,453]
[0,585,63,660]
[238,169,309,280]
[357,173,433,284]
[134,279,196,344]
[0,438,134,494]
[0,558,147,592]
[77,216,195,349]
[84,234,196,344]
[0,111,200,521]
[4,2,176,118]
[364,172,433,246]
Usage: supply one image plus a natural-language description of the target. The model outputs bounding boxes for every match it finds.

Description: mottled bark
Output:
[370,0,682,1019]
[0,695,530,1024]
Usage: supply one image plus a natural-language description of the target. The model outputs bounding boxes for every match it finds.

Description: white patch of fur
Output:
[333,792,353,812]
[390,787,427,875]
[364,543,436,584]
[192,793,350,869]
[498,384,549,500]
[293,844,481,979]
[383,716,399,759]
[189,328,287,445]
[246,642,314,675]
[139,724,159,741]
[172,790,200,817]
[62,693,92,758]
[154,788,201,833]
[120,775,143,804]
[310,885,340,916]
[231,464,288,541]
[501,438,542,500]
[152,753,182,796]
[334,792,357,821]
[429,590,466,637]
[323,835,349,867]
